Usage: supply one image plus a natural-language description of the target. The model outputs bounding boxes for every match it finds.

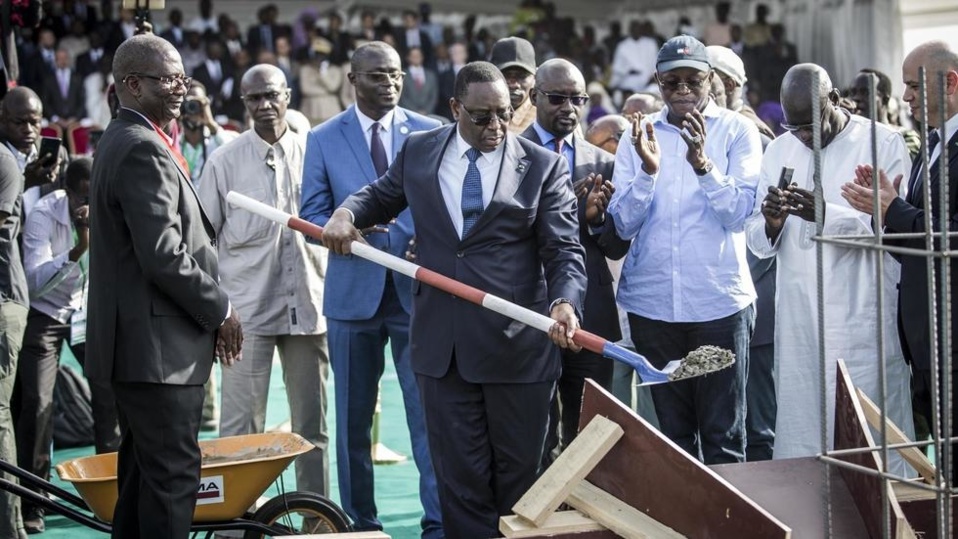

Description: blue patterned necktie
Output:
[461,147,483,236]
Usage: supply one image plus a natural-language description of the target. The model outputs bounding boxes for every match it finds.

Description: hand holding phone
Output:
[38,136,62,166]
[777,167,795,191]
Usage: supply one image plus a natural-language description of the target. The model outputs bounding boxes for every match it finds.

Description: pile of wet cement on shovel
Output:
[668,345,736,381]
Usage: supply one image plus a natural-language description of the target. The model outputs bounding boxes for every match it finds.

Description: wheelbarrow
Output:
[0,432,352,538]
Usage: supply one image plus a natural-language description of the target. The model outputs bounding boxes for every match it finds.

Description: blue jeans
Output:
[327,277,441,538]
[628,305,753,464]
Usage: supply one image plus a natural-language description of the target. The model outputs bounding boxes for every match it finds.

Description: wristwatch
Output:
[693,160,714,176]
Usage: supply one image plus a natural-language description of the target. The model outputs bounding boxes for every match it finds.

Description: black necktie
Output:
[909,129,941,206]
[370,123,388,177]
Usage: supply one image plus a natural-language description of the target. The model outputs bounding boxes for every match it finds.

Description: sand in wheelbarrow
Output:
[201,445,286,466]
[668,345,736,381]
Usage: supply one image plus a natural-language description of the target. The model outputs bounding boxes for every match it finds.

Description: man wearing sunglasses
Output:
[608,35,761,465]
[746,63,914,469]
[520,59,630,463]
[322,61,586,538]
[299,41,442,538]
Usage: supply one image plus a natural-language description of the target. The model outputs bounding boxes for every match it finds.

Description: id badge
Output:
[70,308,87,346]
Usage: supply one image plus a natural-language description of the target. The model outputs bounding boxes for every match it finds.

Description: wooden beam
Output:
[500,510,606,537]
[512,415,623,526]
[856,387,936,484]
[566,480,684,539]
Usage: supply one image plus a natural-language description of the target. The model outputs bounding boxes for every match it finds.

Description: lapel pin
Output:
[516,163,526,172]
[400,125,409,135]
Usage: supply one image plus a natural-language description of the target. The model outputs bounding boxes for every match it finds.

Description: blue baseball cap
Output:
[657,35,711,73]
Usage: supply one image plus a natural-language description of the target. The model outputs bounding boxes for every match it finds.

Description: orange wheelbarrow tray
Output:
[0,432,351,537]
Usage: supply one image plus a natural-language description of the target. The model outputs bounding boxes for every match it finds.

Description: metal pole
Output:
[811,69,833,539]
[935,68,953,537]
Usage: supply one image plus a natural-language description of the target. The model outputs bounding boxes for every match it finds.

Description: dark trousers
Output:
[327,276,439,536]
[418,359,553,539]
[543,348,613,463]
[112,382,204,539]
[912,367,958,483]
[628,305,753,464]
[745,342,775,461]
[16,309,120,506]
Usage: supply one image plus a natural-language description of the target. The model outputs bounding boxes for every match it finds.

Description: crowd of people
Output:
[0,1,955,539]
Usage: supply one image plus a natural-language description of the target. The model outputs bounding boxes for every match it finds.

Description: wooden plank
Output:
[512,415,623,526]
[578,381,792,538]
[834,359,916,539]
[855,387,936,484]
[567,480,684,539]
[500,510,606,537]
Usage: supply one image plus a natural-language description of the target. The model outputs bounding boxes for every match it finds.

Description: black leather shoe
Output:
[23,506,45,534]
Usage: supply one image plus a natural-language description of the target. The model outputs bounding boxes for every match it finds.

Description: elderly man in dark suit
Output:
[520,58,629,460]
[842,39,958,481]
[41,48,85,130]
[323,61,587,538]
[86,34,242,539]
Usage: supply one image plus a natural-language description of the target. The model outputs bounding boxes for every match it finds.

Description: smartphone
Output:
[777,167,795,191]
[38,136,62,165]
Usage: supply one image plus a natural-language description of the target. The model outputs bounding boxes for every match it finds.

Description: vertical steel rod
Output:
[811,69,833,539]
[935,69,953,537]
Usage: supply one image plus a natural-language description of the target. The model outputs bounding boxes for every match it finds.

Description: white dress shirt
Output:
[5,141,40,218]
[22,190,85,323]
[438,129,504,239]
[355,107,396,163]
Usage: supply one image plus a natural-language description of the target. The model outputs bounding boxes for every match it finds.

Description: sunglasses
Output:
[657,78,708,92]
[458,101,514,126]
[781,104,827,133]
[535,89,589,107]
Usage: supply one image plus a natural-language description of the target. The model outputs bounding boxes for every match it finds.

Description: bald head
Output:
[0,87,43,151]
[241,63,287,90]
[350,41,400,73]
[1,87,42,116]
[622,93,661,116]
[535,58,585,88]
[781,63,833,114]
[902,40,958,128]
[586,114,629,154]
[781,63,848,149]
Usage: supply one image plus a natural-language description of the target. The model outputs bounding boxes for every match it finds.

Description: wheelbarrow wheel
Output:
[243,490,351,538]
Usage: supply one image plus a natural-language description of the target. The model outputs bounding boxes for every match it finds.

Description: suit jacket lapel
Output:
[117,109,216,237]
[391,108,411,160]
[465,134,529,239]
[340,107,378,182]
[426,126,460,241]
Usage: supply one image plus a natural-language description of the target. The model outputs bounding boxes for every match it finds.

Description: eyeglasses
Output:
[457,102,514,126]
[781,105,827,133]
[126,72,192,90]
[355,71,405,84]
[535,89,589,107]
[241,90,289,103]
[657,77,708,92]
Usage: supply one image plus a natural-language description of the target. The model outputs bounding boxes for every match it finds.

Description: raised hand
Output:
[629,112,660,175]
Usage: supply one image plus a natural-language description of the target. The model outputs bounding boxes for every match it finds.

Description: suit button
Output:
[456,251,463,258]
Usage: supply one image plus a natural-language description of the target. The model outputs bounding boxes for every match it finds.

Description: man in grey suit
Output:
[520,59,630,460]
[87,34,243,539]
[398,47,439,117]
[323,61,587,538]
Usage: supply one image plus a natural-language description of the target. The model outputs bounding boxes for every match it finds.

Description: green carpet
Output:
[37,348,425,538]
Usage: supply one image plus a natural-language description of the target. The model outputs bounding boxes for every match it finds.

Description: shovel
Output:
[226,192,733,385]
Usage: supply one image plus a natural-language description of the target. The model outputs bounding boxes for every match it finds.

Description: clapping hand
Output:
[629,112,660,175]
